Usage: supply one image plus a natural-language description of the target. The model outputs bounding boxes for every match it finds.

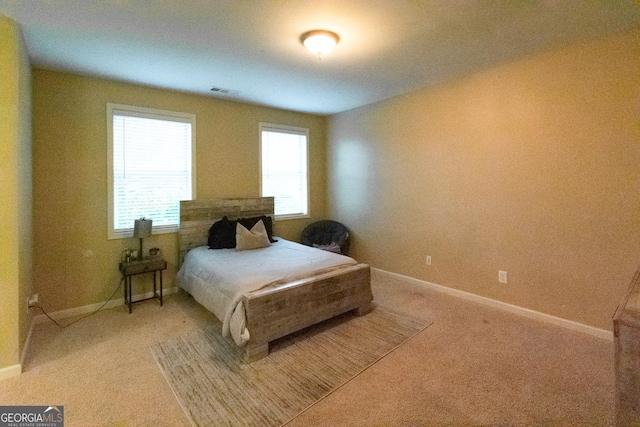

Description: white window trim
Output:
[259,122,310,220]
[107,103,197,239]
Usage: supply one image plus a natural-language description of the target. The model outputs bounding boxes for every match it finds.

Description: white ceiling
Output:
[1,1,639,115]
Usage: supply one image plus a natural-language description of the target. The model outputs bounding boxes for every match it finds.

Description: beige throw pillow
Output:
[235,219,271,251]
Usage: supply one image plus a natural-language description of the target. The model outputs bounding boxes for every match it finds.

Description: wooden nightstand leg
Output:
[153,271,157,299]
[123,275,127,305]
[159,270,163,306]
[128,276,132,314]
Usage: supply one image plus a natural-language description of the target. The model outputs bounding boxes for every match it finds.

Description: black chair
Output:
[301,220,350,255]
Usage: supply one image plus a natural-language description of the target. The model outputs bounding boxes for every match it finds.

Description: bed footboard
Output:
[242,263,372,362]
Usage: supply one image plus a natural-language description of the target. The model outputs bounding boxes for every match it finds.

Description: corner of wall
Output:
[0,13,33,375]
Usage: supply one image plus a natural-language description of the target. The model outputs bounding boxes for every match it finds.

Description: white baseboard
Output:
[33,286,180,324]
[372,268,613,341]
[20,316,36,367]
[0,364,21,381]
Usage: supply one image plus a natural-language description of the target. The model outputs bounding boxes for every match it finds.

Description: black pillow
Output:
[207,216,236,249]
[238,216,277,243]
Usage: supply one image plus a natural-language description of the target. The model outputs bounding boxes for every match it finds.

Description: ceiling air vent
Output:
[210,87,238,96]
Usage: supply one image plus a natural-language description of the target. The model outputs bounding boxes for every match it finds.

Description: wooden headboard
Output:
[178,197,275,265]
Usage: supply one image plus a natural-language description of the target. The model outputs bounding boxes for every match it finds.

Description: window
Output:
[260,123,309,219]
[107,103,196,239]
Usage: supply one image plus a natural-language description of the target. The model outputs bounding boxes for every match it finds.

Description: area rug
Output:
[151,305,431,427]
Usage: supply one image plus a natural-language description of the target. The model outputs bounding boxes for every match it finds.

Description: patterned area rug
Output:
[151,306,431,427]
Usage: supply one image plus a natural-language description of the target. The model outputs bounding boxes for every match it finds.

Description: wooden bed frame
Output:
[178,197,373,362]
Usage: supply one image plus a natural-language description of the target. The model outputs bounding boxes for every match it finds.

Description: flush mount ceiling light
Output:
[300,30,340,57]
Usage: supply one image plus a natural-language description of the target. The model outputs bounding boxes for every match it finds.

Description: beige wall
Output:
[32,70,327,313]
[0,15,32,373]
[328,30,640,330]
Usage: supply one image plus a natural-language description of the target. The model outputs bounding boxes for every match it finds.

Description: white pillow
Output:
[235,219,271,251]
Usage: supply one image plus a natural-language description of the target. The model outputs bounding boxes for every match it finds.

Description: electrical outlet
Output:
[28,294,38,306]
[426,255,431,266]
[498,271,508,284]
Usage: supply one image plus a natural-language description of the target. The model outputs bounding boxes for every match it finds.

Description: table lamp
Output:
[133,218,152,260]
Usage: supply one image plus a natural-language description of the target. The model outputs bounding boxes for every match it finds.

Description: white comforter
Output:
[176,239,357,346]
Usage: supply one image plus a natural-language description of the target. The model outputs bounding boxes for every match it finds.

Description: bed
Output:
[177,197,373,362]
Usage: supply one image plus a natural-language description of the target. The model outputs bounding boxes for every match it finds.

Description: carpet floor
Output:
[151,306,430,427]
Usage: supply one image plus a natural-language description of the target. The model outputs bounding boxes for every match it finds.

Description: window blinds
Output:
[260,126,309,217]
[111,109,193,235]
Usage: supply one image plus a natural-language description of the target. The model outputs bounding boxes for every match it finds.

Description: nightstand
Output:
[119,256,167,313]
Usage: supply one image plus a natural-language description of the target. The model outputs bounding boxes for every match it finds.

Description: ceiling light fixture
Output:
[300,30,340,57]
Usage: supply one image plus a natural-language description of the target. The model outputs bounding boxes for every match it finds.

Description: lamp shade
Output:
[133,218,152,238]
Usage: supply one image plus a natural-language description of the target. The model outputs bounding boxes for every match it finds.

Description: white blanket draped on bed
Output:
[176,239,358,346]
